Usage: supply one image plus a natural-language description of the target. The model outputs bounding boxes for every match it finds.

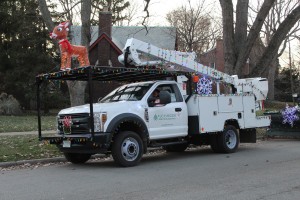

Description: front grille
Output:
[58,113,90,134]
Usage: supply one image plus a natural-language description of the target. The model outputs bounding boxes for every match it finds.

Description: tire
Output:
[218,125,239,153]
[164,143,188,152]
[112,131,143,167]
[64,153,91,164]
[210,134,222,153]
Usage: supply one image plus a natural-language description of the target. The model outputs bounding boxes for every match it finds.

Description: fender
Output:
[106,113,149,150]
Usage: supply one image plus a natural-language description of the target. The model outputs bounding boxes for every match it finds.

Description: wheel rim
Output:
[225,130,237,149]
[121,137,139,161]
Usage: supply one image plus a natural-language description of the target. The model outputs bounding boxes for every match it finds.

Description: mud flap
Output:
[240,128,256,143]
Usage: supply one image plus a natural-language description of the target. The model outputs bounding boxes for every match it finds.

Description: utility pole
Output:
[288,40,295,105]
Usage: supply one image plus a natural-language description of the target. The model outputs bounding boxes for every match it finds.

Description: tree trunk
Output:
[234,0,275,76]
[234,0,249,60]
[81,0,92,48]
[66,0,92,107]
[253,4,300,76]
[37,0,54,31]
[219,0,235,74]
[66,81,87,107]
[267,59,278,100]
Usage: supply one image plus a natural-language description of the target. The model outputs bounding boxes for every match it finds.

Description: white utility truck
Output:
[36,38,270,167]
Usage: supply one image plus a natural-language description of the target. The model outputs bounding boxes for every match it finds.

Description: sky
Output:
[130,0,220,26]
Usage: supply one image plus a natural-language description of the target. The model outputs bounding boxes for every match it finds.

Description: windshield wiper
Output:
[114,86,128,95]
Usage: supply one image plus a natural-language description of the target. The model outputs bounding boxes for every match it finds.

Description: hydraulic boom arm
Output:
[118,38,235,85]
[118,38,268,102]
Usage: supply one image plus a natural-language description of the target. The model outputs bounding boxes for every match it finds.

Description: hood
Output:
[58,104,90,115]
[58,101,144,115]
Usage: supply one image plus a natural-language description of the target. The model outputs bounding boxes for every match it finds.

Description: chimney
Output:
[99,6,112,38]
[98,6,112,66]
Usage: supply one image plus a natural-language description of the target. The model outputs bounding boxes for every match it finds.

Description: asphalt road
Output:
[1,139,300,200]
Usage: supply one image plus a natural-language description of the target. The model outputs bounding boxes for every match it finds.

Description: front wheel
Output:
[112,131,143,167]
[218,125,239,153]
[64,153,91,164]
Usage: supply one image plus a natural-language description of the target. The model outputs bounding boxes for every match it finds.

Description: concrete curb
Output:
[0,157,66,168]
[0,154,112,168]
[0,149,165,168]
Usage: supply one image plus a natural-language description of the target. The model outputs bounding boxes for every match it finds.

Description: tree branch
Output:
[142,0,151,33]
[252,4,300,76]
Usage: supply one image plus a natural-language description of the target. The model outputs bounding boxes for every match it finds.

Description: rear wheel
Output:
[64,153,91,164]
[164,143,188,152]
[218,125,239,153]
[112,131,143,167]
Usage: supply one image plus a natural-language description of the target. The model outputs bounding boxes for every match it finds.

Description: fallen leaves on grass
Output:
[0,135,62,162]
[0,115,56,133]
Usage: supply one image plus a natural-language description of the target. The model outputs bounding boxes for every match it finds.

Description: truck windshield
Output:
[100,83,153,103]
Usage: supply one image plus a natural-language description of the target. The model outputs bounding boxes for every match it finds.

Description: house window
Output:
[210,62,215,69]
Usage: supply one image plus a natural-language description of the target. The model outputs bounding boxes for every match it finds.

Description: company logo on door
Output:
[154,114,176,121]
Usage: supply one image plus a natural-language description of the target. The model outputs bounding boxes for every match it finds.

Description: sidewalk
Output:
[0,130,56,136]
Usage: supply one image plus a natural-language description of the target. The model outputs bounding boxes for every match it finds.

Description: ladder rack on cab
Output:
[36,65,192,141]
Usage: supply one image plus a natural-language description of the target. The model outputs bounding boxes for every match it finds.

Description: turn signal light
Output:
[101,113,107,123]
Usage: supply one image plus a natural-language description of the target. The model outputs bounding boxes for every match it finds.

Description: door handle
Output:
[175,108,182,112]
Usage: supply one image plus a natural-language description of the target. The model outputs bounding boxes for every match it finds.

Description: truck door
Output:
[147,84,188,140]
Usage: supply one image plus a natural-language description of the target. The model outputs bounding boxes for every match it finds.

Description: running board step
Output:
[150,141,188,148]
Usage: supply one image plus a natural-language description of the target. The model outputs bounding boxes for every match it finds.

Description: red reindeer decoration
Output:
[50,21,90,71]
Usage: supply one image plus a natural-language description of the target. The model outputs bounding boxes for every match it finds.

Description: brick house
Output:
[199,39,225,72]
[199,39,249,75]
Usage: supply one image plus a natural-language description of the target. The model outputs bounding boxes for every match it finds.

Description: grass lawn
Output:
[0,115,57,133]
[0,134,62,162]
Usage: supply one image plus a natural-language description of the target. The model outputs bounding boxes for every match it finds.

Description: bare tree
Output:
[219,0,300,77]
[166,0,221,55]
[116,1,140,26]
[90,0,130,25]
[248,0,300,99]
[252,0,300,75]
[38,0,92,106]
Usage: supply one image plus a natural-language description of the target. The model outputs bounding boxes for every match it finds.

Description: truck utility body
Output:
[36,39,270,167]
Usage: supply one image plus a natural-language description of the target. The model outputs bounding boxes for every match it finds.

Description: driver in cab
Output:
[148,89,160,106]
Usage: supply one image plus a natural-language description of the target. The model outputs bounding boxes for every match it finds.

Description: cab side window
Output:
[160,85,183,103]
[152,84,183,103]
